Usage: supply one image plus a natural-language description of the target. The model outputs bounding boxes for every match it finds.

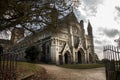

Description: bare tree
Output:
[0,0,80,32]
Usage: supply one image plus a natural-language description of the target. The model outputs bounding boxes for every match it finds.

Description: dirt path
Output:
[38,64,106,80]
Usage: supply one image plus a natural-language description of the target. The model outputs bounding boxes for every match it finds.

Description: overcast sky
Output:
[76,0,120,59]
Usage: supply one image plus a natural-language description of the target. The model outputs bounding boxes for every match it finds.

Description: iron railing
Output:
[0,52,18,80]
[103,45,120,80]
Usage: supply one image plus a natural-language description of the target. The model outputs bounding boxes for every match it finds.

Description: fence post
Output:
[0,52,18,80]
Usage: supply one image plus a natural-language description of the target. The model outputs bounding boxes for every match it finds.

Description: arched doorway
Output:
[59,55,63,64]
[77,48,85,64]
[89,53,93,63]
[64,51,71,64]
[78,51,82,63]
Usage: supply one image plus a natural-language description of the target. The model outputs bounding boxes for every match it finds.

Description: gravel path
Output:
[38,64,106,80]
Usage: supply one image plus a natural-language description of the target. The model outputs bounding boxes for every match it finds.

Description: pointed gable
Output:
[61,43,71,55]
[62,12,78,24]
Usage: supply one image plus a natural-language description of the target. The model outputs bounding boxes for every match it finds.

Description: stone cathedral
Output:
[11,12,95,64]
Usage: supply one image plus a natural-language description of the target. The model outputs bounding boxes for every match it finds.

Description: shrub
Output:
[25,46,39,62]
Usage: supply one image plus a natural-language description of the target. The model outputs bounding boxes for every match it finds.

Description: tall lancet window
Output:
[74,36,79,48]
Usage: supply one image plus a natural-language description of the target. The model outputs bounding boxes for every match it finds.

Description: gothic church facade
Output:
[41,13,95,64]
[11,12,95,64]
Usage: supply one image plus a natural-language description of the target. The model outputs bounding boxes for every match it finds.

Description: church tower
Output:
[86,21,95,63]
[87,21,93,36]
[11,27,24,44]
[79,20,86,49]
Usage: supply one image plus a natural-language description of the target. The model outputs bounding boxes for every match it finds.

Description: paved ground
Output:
[38,64,106,80]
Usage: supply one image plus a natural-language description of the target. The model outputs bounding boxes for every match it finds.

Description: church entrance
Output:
[77,48,85,64]
[78,51,82,64]
[89,53,93,63]
[59,55,63,64]
[64,51,71,64]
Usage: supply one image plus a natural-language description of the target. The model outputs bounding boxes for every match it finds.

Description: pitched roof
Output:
[62,12,78,24]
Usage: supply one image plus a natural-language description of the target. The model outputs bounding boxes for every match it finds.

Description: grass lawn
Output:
[17,62,46,79]
[0,61,46,79]
[58,64,104,69]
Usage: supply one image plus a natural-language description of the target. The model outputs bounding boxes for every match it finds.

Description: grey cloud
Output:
[75,9,87,21]
[0,31,10,40]
[97,27,119,38]
[114,6,120,23]
[95,39,102,44]
[75,0,103,21]
[81,0,103,16]
[103,40,108,44]
[115,6,120,12]
[83,0,103,5]
[101,28,119,38]
[95,46,103,50]
[98,32,104,36]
